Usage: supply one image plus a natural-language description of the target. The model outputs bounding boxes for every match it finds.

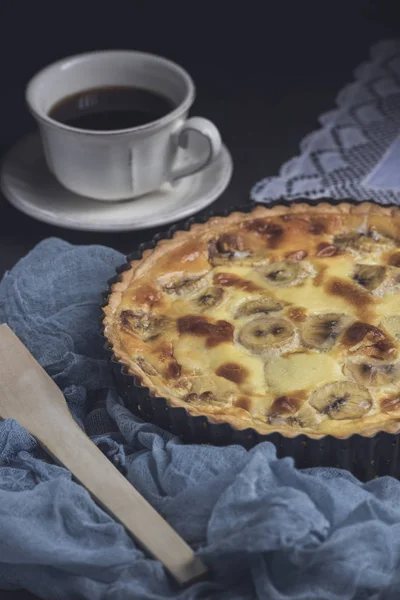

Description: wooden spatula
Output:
[0,323,208,586]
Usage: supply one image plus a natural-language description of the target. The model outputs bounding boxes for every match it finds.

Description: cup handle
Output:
[169,117,222,181]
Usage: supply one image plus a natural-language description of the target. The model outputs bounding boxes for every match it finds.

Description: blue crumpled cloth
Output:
[2,239,400,600]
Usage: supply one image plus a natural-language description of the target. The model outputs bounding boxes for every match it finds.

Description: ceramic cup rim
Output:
[25,49,196,137]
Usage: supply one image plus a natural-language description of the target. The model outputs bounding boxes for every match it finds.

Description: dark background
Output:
[1,1,399,599]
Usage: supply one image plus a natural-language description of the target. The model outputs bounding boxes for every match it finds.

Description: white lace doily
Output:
[251,39,400,205]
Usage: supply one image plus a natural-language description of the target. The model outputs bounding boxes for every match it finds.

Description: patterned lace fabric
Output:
[251,40,400,205]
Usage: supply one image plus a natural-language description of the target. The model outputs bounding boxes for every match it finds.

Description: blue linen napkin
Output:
[2,238,400,600]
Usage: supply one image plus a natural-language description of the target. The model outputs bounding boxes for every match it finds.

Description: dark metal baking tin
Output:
[101,198,400,482]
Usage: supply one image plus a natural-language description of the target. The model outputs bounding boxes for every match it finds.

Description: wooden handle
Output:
[40,418,207,585]
[0,324,208,585]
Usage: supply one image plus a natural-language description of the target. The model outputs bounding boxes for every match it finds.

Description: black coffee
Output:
[48,86,174,131]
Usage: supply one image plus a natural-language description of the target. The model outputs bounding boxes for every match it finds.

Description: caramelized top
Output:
[103,202,400,439]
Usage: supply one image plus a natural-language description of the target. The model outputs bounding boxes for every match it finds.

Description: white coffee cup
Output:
[26,50,222,201]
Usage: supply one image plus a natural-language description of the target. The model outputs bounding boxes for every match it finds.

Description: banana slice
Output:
[235,297,283,318]
[342,321,396,360]
[334,231,394,254]
[208,234,255,266]
[163,274,206,295]
[268,405,320,429]
[120,309,166,341]
[301,313,354,351]
[352,264,386,291]
[344,358,400,387]
[194,286,224,310]
[238,316,294,352]
[257,260,308,287]
[382,315,400,340]
[380,395,400,414]
[184,390,232,409]
[309,381,372,420]
[386,267,400,291]
[135,356,159,376]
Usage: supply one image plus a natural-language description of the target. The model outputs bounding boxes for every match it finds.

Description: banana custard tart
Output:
[103,201,400,478]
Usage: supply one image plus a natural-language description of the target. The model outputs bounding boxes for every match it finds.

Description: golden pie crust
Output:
[103,202,400,440]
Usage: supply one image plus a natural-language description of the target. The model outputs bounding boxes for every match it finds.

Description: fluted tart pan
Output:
[101,198,400,480]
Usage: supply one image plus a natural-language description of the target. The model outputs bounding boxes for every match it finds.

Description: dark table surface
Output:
[1,1,400,598]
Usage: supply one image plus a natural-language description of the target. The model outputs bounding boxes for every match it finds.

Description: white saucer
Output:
[0,133,233,231]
